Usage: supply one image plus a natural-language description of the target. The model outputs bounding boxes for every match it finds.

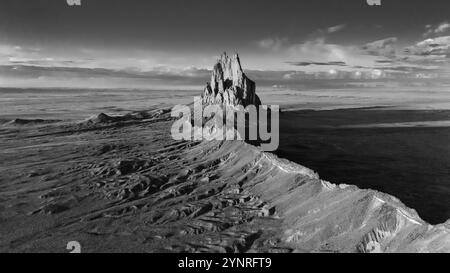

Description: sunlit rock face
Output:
[202,52,261,107]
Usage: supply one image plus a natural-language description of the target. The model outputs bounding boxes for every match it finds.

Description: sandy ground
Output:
[0,109,449,253]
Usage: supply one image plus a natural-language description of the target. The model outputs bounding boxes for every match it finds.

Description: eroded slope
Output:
[0,111,448,253]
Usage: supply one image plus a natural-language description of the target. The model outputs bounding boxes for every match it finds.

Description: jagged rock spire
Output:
[202,52,261,107]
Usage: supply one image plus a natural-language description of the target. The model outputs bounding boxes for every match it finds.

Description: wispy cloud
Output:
[327,24,346,33]
[2,27,450,89]
[424,22,450,37]
[436,22,450,33]
[0,64,211,81]
[405,36,450,58]
[287,61,347,66]
[361,37,398,57]
[286,38,352,64]
[257,33,449,80]
[256,37,289,51]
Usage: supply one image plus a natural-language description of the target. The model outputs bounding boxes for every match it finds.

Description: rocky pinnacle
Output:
[202,52,261,107]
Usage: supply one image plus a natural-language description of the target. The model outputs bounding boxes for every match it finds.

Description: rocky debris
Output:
[102,174,167,202]
[115,159,151,175]
[31,203,70,215]
[151,108,171,117]
[88,158,154,177]
[202,52,261,107]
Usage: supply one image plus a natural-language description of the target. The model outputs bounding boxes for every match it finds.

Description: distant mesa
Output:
[202,52,261,107]
[89,113,116,124]
[84,109,171,125]
[84,112,142,125]
[5,118,61,126]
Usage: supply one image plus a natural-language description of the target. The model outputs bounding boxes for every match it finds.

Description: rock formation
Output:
[202,52,261,107]
[3,111,449,252]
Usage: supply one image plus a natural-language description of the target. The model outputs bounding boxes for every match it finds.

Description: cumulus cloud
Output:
[280,34,449,80]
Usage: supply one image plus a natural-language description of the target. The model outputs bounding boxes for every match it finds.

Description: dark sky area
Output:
[0,0,449,88]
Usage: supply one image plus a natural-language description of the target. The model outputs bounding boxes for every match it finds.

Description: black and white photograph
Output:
[0,0,449,258]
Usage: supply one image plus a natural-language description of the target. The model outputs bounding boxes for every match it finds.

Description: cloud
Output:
[361,37,398,57]
[404,36,450,58]
[286,61,347,66]
[256,33,448,80]
[0,64,212,89]
[327,24,346,33]
[376,65,442,73]
[375,59,394,64]
[0,44,91,69]
[281,35,449,80]
[3,26,450,88]
[435,22,450,33]
[280,69,388,81]
[287,38,351,63]
[255,36,360,71]
[424,22,450,37]
[257,36,438,79]
[257,38,288,51]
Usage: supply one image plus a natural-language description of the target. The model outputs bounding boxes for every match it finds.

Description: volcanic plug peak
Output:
[202,52,261,107]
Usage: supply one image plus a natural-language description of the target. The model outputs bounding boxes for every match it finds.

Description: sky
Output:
[0,0,449,88]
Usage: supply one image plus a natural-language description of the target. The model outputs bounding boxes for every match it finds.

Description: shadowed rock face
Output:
[202,53,261,107]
